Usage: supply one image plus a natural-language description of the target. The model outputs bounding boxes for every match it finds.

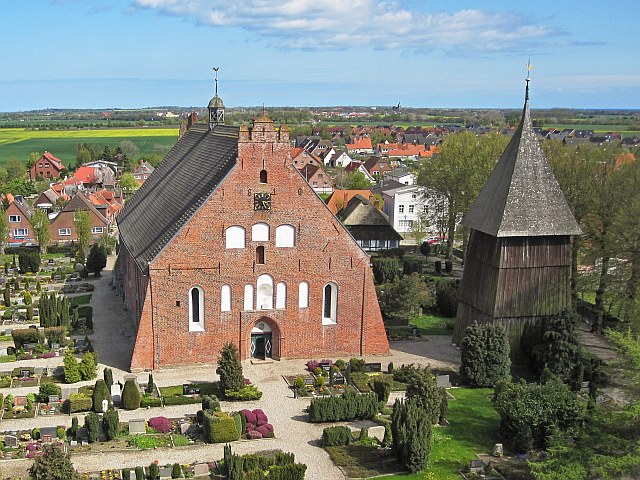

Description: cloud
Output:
[132,0,563,52]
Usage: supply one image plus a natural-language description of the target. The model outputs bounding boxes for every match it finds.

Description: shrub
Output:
[373,377,392,404]
[201,394,221,412]
[391,398,432,473]
[122,468,130,480]
[224,385,262,401]
[121,379,141,410]
[92,379,112,412]
[163,395,202,406]
[268,463,307,480]
[202,412,240,443]
[435,280,459,317]
[148,462,160,480]
[349,358,366,373]
[148,416,172,434]
[135,466,144,480]
[12,328,41,350]
[460,321,511,387]
[103,367,113,389]
[378,248,405,259]
[38,381,61,403]
[140,395,162,408]
[65,393,92,413]
[322,426,352,446]
[84,412,101,443]
[308,392,380,422]
[63,350,81,384]
[18,250,40,273]
[306,360,320,372]
[103,409,119,440]
[403,257,424,276]
[216,343,244,396]
[171,463,182,479]
[43,326,66,347]
[372,257,400,284]
[79,351,97,381]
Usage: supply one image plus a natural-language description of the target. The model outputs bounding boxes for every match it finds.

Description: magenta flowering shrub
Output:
[247,430,262,439]
[42,352,56,359]
[306,360,320,372]
[241,409,257,425]
[242,409,274,439]
[148,416,172,433]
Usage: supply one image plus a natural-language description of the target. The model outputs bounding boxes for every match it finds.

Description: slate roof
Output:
[117,123,239,272]
[462,88,581,237]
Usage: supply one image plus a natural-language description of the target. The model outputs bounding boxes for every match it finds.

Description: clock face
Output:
[254,192,271,211]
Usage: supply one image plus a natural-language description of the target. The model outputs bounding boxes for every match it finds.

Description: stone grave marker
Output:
[159,467,172,479]
[193,464,210,477]
[23,344,36,353]
[101,399,109,413]
[19,369,31,378]
[48,395,60,404]
[76,428,88,443]
[40,427,57,443]
[129,419,146,435]
[61,387,78,401]
[493,443,503,457]
[333,373,345,385]
[364,362,382,373]
[110,384,121,403]
[0,348,7,356]
[469,459,484,473]
[4,435,18,448]
[436,375,451,388]
[50,342,59,350]
[123,471,135,480]
[182,384,200,395]
[3,329,12,336]
[69,440,78,447]
[180,422,196,436]
[34,366,44,375]
[368,425,385,442]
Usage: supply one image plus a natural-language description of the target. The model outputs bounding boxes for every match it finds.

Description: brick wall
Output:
[124,117,389,370]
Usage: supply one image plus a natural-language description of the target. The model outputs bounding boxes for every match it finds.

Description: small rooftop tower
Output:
[453,66,581,357]
[208,67,225,128]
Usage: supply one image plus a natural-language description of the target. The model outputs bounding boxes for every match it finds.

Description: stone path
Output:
[0,254,461,478]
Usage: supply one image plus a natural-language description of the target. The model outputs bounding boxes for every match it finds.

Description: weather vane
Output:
[213,67,219,96]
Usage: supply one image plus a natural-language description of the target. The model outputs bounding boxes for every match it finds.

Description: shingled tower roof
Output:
[461,83,580,237]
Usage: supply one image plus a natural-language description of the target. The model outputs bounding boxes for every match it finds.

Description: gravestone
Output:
[333,373,345,385]
[4,435,18,448]
[320,363,331,374]
[436,375,451,388]
[193,464,210,477]
[493,443,504,457]
[61,387,79,401]
[0,348,7,356]
[40,427,57,443]
[23,344,36,353]
[129,419,146,435]
[101,399,109,413]
[110,384,121,403]
[48,395,60,404]
[159,467,172,479]
[50,342,59,350]
[76,428,88,443]
[69,440,78,447]
[368,425,386,442]
[180,422,196,436]
[364,362,382,373]
[469,459,484,473]
[182,384,201,395]
[19,369,31,378]
[34,366,44,375]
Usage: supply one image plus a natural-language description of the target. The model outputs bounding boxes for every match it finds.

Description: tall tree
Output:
[27,151,41,168]
[31,209,50,254]
[5,158,27,181]
[415,131,505,258]
[216,342,244,395]
[76,144,93,168]
[0,211,8,255]
[73,210,92,256]
[119,172,139,194]
[86,243,107,277]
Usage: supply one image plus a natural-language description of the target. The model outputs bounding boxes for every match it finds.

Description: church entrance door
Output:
[250,320,273,359]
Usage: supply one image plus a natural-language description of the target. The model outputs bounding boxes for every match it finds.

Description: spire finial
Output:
[525,60,532,101]
[213,67,219,96]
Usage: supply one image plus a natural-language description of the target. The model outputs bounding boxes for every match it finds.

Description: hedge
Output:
[92,379,112,412]
[162,395,202,406]
[267,464,307,480]
[322,426,352,446]
[202,412,240,443]
[121,379,141,410]
[140,395,162,408]
[12,328,42,349]
[64,393,92,413]
[308,392,380,422]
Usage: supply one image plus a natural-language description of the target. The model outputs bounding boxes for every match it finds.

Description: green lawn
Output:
[411,313,453,335]
[326,388,500,480]
[69,294,92,306]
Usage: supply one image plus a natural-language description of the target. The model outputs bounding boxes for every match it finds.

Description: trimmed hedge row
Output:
[162,395,202,406]
[322,426,352,446]
[64,393,92,413]
[202,411,240,443]
[308,392,380,422]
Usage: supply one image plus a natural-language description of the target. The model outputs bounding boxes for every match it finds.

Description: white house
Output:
[385,167,415,186]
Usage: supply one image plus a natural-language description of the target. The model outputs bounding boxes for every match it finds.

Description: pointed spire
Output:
[460,74,580,237]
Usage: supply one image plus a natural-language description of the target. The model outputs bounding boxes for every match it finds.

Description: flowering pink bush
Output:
[262,423,274,433]
[42,352,56,359]
[306,360,320,372]
[148,416,171,433]
[241,409,257,425]
[247,430,262,439]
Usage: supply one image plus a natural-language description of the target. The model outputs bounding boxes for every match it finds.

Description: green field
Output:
[0,127,179,167]
[543,124,639,137]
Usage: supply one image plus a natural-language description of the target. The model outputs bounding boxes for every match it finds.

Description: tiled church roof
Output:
[117,124,239,272]
[462,87,580,238]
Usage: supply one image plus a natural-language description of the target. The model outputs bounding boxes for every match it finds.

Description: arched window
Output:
[189,286,205,331]
[251,222,269,241]
[275,224,295,247]
[256,246,265,264]
[298,282,309,308]
[260,169,268,183]
[322,282,338,325]
[276,282,286,309]
[225,226,245,249]
[257,274,273,310]
[244,284,254,311]
[221,285,231,312]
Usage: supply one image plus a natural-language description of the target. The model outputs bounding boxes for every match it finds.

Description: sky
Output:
[1,0,639,111]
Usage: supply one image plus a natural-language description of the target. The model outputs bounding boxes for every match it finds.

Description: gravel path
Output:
[0,254,461,478]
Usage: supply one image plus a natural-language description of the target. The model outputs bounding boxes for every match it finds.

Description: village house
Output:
[49,192,109,244]
[116,89,388,371]
[28,151,65,181]
[336,195,402,252]
[298,164,333,194]
[133,161,155,185]
[5,196,35,246]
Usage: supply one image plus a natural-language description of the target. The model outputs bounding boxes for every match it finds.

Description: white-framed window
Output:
[275,224,295,247]
[322,282,338,325]
[225,226,245,249]
[59,228,71,236]
[221,285,231,312]
[257,274,273,310]
[276,282,286,309]
[244,284,254,311]
[13,228,28,237]
[409,205,414,213]
[423,205,429,214]
[398,205,404,213]
[9,215,21,223]
[251,223,269,242]
[189,286,205,332]
[92,227,104,234]
[298,282,309,308]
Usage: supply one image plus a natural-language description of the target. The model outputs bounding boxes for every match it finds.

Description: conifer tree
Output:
[460,321,511,387]
[216,342,244,395]
[63,350,81,384]
[391,398,432,472]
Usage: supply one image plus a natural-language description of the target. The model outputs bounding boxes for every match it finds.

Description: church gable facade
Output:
[118,115,389,371]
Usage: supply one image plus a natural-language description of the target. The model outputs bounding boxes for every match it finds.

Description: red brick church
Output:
[116,82,389,371]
